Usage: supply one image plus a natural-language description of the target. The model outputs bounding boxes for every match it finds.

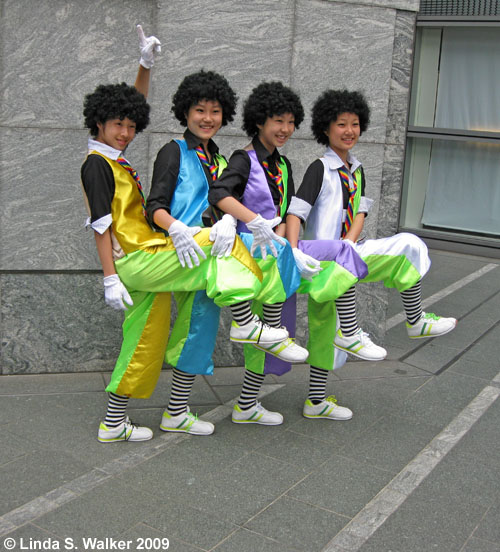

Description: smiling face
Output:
[185,99,223,146]
[96,118,137,151]
[257,113,296,153]
[325,112,360,163]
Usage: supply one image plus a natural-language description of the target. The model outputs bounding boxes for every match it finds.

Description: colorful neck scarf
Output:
[261,159,284,213]
[116,157,146,216]
[338,165,357,238]
[195,146,218,181]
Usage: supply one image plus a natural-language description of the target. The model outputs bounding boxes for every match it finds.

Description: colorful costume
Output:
[288,146,431,368]
[82,138,263,398]
[209,139,368,375]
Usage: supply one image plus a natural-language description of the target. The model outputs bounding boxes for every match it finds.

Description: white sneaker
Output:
[97,417,153,443]
[160,408,214,435]
[303,396,353,421]
[253,337,309,363]
[334,328,387,361]
[407,312,457,339]
[230,315,288,344]
[232,402,283,425]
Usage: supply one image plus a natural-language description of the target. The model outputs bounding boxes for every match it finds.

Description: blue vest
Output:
[170,139,209,227]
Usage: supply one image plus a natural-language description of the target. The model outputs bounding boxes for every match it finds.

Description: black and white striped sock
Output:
[262,302,284,328]
[104,392,129,427]
[335,286,359,337]
[229,301,255,327]
[400,280,423,325]
[167,368,196,416]
[308,365,329,404]
[237,369,265,410]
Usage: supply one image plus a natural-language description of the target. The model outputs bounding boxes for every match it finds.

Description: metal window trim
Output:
[417,17,500,26]
[407,126,500,144]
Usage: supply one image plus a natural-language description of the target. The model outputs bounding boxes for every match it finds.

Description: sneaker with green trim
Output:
[232,402,283,425]
[407,312,457,339]
[253,337,309,363]
[97,416,153,443]
[334,328,387,361]
[230,314,288,344]
[303,396,353,421]
[160,407,214,435]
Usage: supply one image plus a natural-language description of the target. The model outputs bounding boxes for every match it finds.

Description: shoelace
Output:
[422,312,440,321]
[255,319,282,344]
[325,395,338,405]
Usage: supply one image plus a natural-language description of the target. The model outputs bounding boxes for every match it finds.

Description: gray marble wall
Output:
[0,0,419,374]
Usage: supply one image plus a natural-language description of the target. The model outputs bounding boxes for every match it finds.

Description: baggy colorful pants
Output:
[106,229,262,398]
[306,232,431,372]
[164,234,301,376]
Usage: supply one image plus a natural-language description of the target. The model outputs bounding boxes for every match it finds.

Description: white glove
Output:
[342,238,356,247]
[209,214,237,258]
[246,214,286,258]
[137,24,161,69]
[168,220,207,268]
[103,274,133,311]
[292,248,322,281]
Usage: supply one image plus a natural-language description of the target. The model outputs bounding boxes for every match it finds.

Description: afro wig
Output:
[83,82,150,138]
[311,89,370,145]
[242,81,304,137]
[171,70,237,127]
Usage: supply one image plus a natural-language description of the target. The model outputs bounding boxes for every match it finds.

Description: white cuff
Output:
[358,196,374,214]
[287,197,311,221]
[86,214,112,234]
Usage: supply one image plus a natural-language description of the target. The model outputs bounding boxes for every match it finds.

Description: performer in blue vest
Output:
[146,72,308,436]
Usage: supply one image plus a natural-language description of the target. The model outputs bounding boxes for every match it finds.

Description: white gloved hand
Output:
[137,24,161,69]
[209,214,237,258]
[342,238,356,247]
[292,248,322,281]
[103,274,133,310]
[246,214,286,258]
[168,220,207,268]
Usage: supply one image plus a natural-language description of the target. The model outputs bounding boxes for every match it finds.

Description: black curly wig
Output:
[311,89,370,146]
[171,70,237,127]
[242,81,304,137]
[83,82,150,138]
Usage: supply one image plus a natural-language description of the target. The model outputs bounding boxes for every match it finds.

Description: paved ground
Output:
[1,249,499,552]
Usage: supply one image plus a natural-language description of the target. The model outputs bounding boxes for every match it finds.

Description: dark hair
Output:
[171,70,237,126]
[83,82,150,138]
[242,81,304,137]
[311,89,370,145]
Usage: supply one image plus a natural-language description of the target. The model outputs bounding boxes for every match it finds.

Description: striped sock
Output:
[238,369,265,410]
[230,301,255,327]
[104,392,129,428]
[167,368,196,416]
[308,365,329,405]
[262,302,284,328]
[400,280,423,325]
[335,286,359,337]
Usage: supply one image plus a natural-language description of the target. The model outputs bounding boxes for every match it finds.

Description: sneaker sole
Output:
[159,426,214,436]
[97,435,153,443]
[231,417,283,426]
[252,342,309,363]
[333,343,387,361]
[408,323,457,339]
[303,412,353,421]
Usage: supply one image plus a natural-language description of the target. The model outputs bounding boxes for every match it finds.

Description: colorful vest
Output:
[91,151,167,255]
[303,157,363,241]
[237,149,289,233]
[170,139,227,228]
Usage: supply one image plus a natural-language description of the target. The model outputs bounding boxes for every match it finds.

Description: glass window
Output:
[401,22,500,248]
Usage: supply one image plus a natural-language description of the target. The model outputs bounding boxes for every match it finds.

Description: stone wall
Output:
[0,0,419,374]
